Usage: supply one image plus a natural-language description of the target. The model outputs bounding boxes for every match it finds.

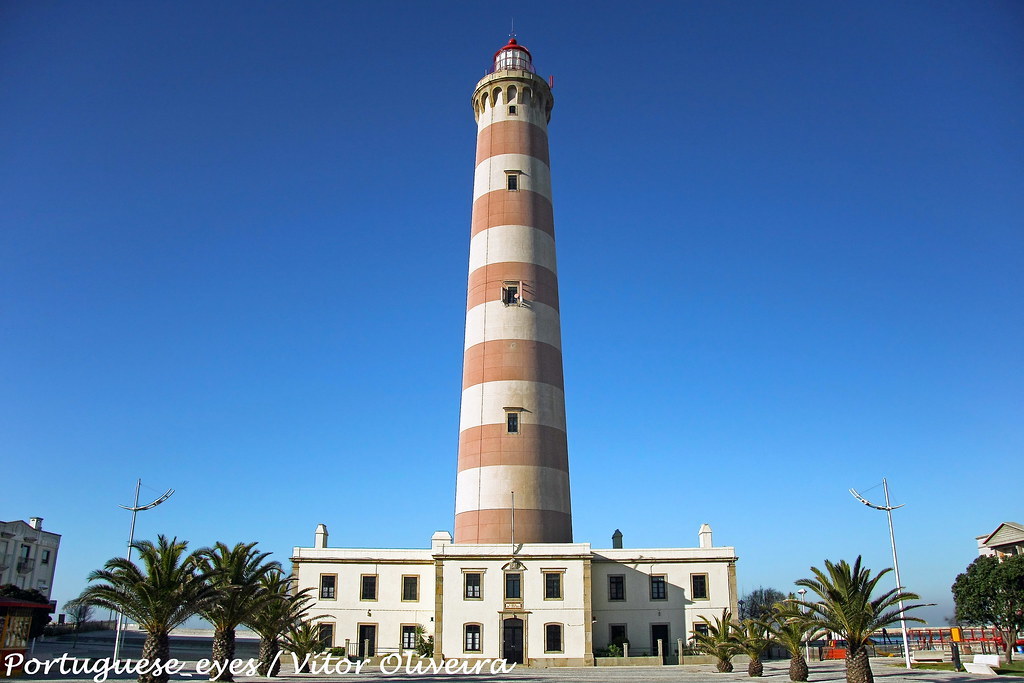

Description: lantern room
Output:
[493,38,534,72]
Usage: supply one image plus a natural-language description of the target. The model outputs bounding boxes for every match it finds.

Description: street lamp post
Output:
[112,479,174,662]
[850,477,912,670]
[797,587,810,662]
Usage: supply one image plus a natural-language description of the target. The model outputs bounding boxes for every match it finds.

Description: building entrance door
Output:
[651,624,670,662]
[502,617,524,664]
[358,624,376,657]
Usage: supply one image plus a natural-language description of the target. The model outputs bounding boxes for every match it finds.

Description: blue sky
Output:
[2,1,1021,626]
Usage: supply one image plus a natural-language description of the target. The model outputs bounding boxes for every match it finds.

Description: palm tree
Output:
[733,618,772,677]
[280,619,327,673]
[243,570,315,676]
[195,542,281,682]
[768,602,824,682]
[692,608,739,672]
[80,536,216,683]
[796,557,924,683]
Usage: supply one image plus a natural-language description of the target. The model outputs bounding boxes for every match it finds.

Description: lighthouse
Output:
[454,38,572,544]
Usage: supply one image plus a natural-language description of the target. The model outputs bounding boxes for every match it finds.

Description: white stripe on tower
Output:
[455,38,572,544]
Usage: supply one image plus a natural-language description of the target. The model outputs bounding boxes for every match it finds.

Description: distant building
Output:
[0,517,60,598]
[976,522,1024,558]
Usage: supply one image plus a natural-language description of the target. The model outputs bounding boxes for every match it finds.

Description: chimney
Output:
[314,523,328,548]
[612,529,623,549]
[29,517,43,530]
[699,523,712,548]
[431,530,453,551]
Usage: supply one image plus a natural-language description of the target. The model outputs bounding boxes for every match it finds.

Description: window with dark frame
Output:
[320,575,336,599]
[508,105,518,116]
[691,573,709,600]
[694,623,710,638]
[401,625,417,650]
[317,623,334,648]
[608,574,625,601]
[502,282,521,305]
[505,572,522,599]
[610,624,628,647]
[506,173,519,191]
[464,624,482,652]
[360,574,377,601]
[464,572,482,599]
[41,550,50,565]
[506,411,520,434]
[545,624,563,653]
[402,575,418,601]
[544,572,562,599]
[650,575,667,600]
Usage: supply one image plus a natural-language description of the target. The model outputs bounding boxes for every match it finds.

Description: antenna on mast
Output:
[510,17,516,39]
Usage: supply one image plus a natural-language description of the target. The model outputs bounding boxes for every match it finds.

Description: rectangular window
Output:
[360,574,378,601]
[506,173,519,191]
[318,623,334,648]
[693,623,709,638]
[608,574,625,601]
[544,572,562,600]
[401,625,418,651]
[320,574,336,599]
[464,624,482,652]
[501,281,521,305]
[504,572,521,599]
[691,573,709,600]
[508,105,518,116]
[545,624,563,653]
[41,550,50,565]
[610,624,628,646]
[19,545,30,559]
[464,572,482,599]
[650,575,667,600]
[402,575,418,601]
[506,411,520,434]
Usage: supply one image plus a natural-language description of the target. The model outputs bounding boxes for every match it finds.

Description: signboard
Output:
[951,627,963,642]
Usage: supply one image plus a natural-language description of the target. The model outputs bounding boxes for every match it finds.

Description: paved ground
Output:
[13,637,992,683]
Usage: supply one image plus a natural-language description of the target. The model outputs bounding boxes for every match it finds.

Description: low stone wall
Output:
[595,656,662,666]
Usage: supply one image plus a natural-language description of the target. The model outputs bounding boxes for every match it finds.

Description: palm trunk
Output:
[788,652,809,682]
[211,627,236,682]
[748,655,763,677]
[258,637,281,677]
[845,646,873,683]
[717,656,734,672]
[139,631,171,683]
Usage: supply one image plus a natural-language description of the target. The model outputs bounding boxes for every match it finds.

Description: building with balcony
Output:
[0,517,60,598]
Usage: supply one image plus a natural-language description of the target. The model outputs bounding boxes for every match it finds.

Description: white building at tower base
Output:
[291,524,737,666]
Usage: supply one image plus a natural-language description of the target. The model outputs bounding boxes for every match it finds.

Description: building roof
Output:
[981,521,1024,547]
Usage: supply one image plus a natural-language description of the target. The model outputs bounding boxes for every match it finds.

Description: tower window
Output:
[502,280,523,306]
[506,173,519,191]
[508,105,518,116]
[506,411,520,434]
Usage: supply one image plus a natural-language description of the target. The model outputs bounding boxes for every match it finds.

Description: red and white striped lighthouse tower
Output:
[455,38,572,544]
